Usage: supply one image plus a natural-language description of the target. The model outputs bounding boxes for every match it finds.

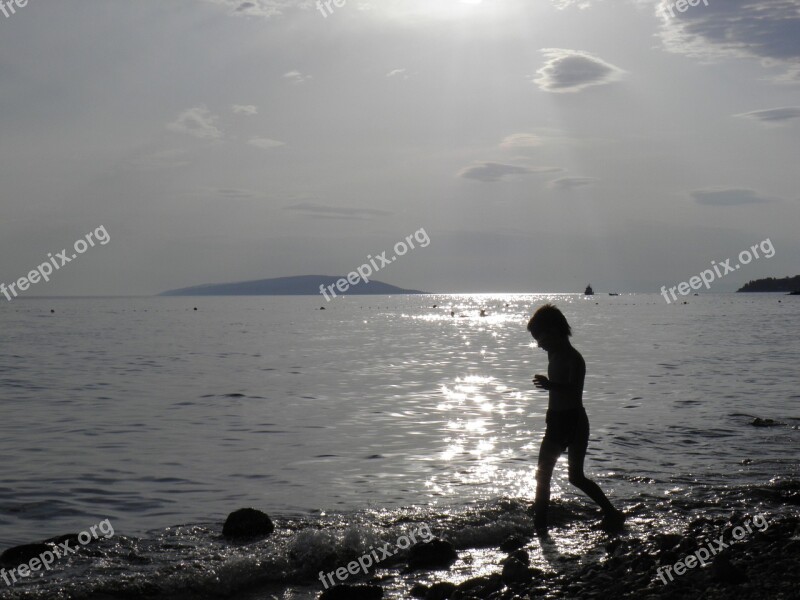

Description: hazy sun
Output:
[370,0,492,21]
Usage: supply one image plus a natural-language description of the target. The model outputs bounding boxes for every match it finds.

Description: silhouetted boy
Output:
[527,304,624,533]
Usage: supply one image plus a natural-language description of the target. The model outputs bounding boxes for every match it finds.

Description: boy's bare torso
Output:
[547,345,585,411]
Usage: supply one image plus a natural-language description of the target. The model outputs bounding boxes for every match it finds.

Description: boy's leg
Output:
[533,438,561,529]
[566,415,617,516]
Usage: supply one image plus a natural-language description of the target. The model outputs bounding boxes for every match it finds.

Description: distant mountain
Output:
[160,275,425,296]
[737,276,800,292]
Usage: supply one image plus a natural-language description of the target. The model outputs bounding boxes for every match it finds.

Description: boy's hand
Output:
[533,374,551,390]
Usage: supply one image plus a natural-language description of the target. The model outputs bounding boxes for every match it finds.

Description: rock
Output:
[410,583,429,598]
[499,534,527,553]
[502,557,532,585]
[453,574,503,598]
[43,533,82,547]
[508,549,529,565]
[658,549,678,566]
[712,554,748,584]
[222,508,274,540]
[0,532,96,568]
[425,582,457,600]
[407,539,458,571]
[319,584,383,600]
[0,543,52,567]
[751,418,782,427]
[657,534,683,551]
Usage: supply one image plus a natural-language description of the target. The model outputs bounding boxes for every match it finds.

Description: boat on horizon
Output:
[585,284,594,296]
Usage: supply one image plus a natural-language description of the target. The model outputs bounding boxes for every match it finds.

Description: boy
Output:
[527,304,624,533]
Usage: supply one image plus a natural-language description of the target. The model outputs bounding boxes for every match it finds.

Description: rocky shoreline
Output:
[1,505,797,599]
[318,511,799,600]
[536,512,799,600]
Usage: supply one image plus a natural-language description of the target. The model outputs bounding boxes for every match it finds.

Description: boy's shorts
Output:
[543,407,589,452]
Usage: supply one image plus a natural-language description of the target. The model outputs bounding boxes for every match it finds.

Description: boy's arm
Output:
[537,379,576,392]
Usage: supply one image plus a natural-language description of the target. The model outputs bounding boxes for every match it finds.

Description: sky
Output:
[0,0,798,295]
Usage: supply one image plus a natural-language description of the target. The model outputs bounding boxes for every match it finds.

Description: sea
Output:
[0,293,797,599]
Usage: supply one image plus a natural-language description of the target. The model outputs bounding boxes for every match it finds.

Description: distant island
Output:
[160,275,425,297]
[737,276,800,293]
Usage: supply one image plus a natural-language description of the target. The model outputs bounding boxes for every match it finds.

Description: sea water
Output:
[0,294,797,598]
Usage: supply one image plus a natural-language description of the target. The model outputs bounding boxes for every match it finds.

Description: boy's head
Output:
[527,304,572,349]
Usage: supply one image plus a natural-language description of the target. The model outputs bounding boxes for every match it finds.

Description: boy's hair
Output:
[527,303,572,338]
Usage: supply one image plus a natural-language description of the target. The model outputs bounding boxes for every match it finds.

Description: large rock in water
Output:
[407,539,458,571]
[222,508,274,540]
[1,533,92,568]
[0,543,52,567]
[319,584,383,600]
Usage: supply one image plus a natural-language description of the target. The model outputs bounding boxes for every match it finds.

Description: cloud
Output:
[283,70,311,84]
[689,187,772,206]
[735,107,800,124]
[551,0,595,8]
[386,68,408,79]
[534,48,625,93]
[232,104,259,115]
[657,0,800,77]
[283,202,392,220]
[203,0,299,18]
[458,162,562,183]
[249,137,285,149]
[215,188,261,199]
[775,64,800,84]
[500,133,541,148]
[550,176,597,189]
[167,107,224,140]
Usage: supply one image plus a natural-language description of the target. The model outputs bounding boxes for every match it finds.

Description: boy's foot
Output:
[601,508,626,532]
